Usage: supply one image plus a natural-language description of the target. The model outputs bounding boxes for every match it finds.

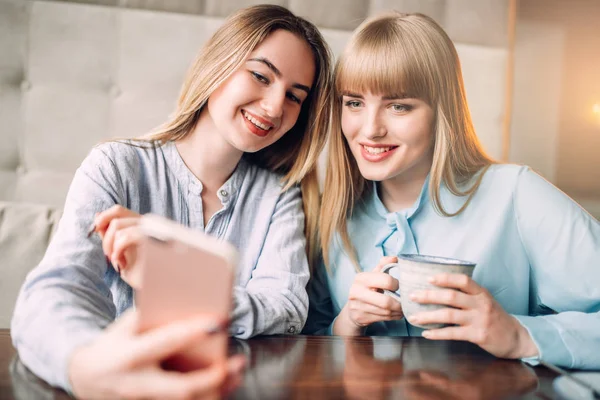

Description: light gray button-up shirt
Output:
[11,140,309,391]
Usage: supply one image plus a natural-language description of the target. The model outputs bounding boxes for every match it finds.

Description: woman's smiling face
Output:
[205,29,315,153]
[341,90,435,183]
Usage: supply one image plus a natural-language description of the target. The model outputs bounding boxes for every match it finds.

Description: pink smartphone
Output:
[135,214,238,371]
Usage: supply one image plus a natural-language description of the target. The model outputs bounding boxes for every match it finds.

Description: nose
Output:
[260,87,285,119]
[363,108,387,139]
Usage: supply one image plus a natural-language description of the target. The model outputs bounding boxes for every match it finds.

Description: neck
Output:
[175,109,243,191]
[379,152,433,213]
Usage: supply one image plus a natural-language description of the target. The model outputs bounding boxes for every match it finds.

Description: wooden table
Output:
[1,329,560,399]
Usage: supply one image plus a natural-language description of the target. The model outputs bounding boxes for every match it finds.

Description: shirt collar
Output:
[161,140,247,204]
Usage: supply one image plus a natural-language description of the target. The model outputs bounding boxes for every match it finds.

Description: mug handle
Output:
[381,263,401,302]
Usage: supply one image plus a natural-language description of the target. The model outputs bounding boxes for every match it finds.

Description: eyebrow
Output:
[341,91,412,100]
[247,57,311,94]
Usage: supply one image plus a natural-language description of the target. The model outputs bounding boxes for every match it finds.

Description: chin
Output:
[357,167,389,182]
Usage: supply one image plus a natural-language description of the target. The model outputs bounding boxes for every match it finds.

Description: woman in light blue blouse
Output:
[304,11,600,369]
[12,5,332,398]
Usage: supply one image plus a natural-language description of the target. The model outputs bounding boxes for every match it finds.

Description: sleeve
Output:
[511,167,600,369]
[10,146,124,391]
[229,185,310,338]
[302,257,336,335]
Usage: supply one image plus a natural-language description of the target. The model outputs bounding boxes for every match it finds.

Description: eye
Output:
[344,100,362,109]
[251,71,269,85]
[391,103,412,113]
[286,92,302,104]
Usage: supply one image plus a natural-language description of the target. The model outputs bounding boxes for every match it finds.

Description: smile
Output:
[242,110,273,132]
[360,144,398,162]
[362,145,397,155]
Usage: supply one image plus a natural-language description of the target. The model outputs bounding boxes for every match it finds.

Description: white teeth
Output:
[363,145,392,154]
[243,111,271,131]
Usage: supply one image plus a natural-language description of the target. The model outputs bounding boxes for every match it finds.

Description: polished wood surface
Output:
[0,329,559,399]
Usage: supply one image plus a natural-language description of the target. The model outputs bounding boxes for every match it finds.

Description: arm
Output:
[513,167,600,369]
[304,255,402,336]
[229,185,310,338]
[10,146,123,390]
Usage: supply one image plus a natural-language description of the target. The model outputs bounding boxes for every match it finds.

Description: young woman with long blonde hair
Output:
[12,5,332,397]
[304,12,600,370]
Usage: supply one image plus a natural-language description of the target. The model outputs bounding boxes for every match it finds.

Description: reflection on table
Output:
[1,331,558,400]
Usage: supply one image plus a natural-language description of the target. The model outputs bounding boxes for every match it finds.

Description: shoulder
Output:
[480,164,563,201]
[468,164,531,202]
[87,140,163,171]
[479,163,528,188]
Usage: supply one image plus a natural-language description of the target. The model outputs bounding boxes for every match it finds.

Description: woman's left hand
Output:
[406,273,539,359]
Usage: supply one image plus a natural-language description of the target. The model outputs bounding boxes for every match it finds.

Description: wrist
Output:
[513,317,539,359]
[334,306,366,336]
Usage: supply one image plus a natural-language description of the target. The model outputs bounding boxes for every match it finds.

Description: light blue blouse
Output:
[11,141,309,391]
[304,164,600,369]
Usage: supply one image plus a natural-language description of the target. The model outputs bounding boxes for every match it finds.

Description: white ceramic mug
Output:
[382,254,476,329]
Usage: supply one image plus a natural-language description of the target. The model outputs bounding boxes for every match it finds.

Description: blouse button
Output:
[287,325,297,334]
[219,189,228,197]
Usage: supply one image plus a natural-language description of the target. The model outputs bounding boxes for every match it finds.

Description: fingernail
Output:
[114,262,121,276]
[422,330,431,338]
[86,223,96,238]
[428,276,437,284]
[409,293,418,301]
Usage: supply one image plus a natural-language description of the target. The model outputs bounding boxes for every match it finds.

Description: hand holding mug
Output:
[334,256,404,336]
[407,272,539,359]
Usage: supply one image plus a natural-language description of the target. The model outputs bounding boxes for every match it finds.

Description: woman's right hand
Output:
[334,256,404,336]
[93,205,144,289]
[68,310,246,400]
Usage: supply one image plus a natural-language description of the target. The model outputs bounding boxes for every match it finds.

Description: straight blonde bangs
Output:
[335,15,436,106]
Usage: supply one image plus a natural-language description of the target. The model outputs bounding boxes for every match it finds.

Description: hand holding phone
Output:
[135,214,238,372]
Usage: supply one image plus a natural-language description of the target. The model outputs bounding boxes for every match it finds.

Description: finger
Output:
[130,317,224,366]
[175,362,228,399]
[349,285,403,312]
[349,300,404,319]
[429,273,483,295]
[102,217,141,259]
[373,256,398,272]
[408,307,470,327]
[95,205,140,236]
[409,288,473,309]
[112,225,144,271]
[354,271,399,292]
[421,325,470,341]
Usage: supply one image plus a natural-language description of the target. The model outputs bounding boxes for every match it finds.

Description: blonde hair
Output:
[320,12,494,271]
[133,5,332,268]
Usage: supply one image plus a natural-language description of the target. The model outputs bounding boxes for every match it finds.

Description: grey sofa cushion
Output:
[0,201,62,328]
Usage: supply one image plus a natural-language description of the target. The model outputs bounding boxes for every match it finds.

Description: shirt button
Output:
[219,189,228,197]
[287,325,296,334]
